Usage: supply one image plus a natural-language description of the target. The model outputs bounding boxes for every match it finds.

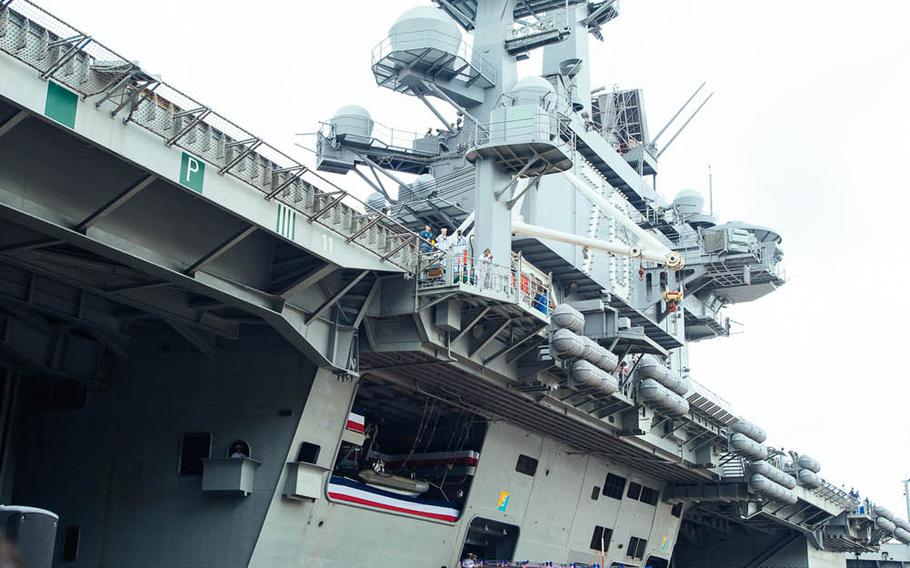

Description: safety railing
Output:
[473,114,575,150]
[419,252,513,294]
[510,9,570,40]
[371,29,497,88]
[812,480,860,512]
[417,250,552,318]
[0,0,422,272]
[319,118,431,155]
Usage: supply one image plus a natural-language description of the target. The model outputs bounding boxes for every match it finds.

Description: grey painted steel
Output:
[551,328,618,373]
[878,507,899,523]
[897,528,910,545]
[637,354,690,396]
[550,328,585,359]
[592,343,619,372]
[571,359,619,395]
[579,335,600,362]
[798,469,823,488]
[749,473,798,505]
[552,303,585,333]
[798,454,822,473]
[731,418,768,444]
[639,378,689,417]
[731,432,769,461]
[749,460,797,490]
[876,517,897,533]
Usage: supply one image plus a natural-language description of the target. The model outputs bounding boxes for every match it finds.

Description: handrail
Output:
[0,0,422,272]
[417,251,552,318]
[371,29,498,87]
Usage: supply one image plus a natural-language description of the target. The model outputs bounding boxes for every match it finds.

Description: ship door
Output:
[459,517,519,564]
[644,555,669,568]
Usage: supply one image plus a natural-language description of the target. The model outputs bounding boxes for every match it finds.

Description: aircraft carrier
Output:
[0,0,905,567]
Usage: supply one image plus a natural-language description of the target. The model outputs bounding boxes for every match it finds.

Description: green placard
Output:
[276,204,297,239]
[179,152,205,194]
[44,81,77,129]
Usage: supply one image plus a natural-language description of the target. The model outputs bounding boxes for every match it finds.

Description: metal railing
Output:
[0,1,422,272]
[417,251,552,318]
[510,9,570,40]
[319,118,431,154]
[371,29,498,88]
[473,113,575,151]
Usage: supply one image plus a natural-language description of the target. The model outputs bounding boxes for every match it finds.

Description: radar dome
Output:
[673,189,705,216]
[366,192,387,212]
[389,6,461,54]
[508,76,555,105]
[412,174,436,199]
[331,105,373,140]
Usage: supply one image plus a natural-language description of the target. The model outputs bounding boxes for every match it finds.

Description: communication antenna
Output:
[656,91,714,158]
[708,164,714,218]
[651,81,705,146]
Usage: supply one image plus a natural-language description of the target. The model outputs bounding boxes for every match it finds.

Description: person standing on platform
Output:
[451,229,468,282]
[477,248,494,291]
[418,224,434,254]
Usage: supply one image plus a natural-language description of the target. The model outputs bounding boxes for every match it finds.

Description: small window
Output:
[627,536,647,560]
[603,473,627,500]
[591,486,600,501]
[627,482,642,500]
[671,502,683,518]
[515,454,538,476]
[640,486,659,506]
[297,442,321,464]
[178,432,211,475]
[590,526,613,551]
[62,525,79,562]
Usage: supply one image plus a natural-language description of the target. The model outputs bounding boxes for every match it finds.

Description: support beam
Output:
[278,262,338,298]
[494,155,537,199]
[74,175,157,232]
[264,166,307,200]
[0,110,27,139]
[423,82,482,127]
[415,91,455,133]
[742,533,801,568]
[453,306,489,344]
[184,225,257,275]
[470,318,511,357]
[353,167,392,203]
[352,278,380,329]
[483,323,546,364]
[102,280,169,293]
[305,271,369,325]
[167,321,216,360]
[0,238,60,253]
[218,138,263,175]
[354,152,408,191]
[506,176,539,209]
[40,34,93,80]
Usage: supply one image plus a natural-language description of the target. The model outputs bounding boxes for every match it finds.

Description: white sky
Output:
[37,0,910,516]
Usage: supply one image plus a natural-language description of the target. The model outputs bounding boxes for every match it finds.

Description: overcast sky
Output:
[36,0,910,516]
